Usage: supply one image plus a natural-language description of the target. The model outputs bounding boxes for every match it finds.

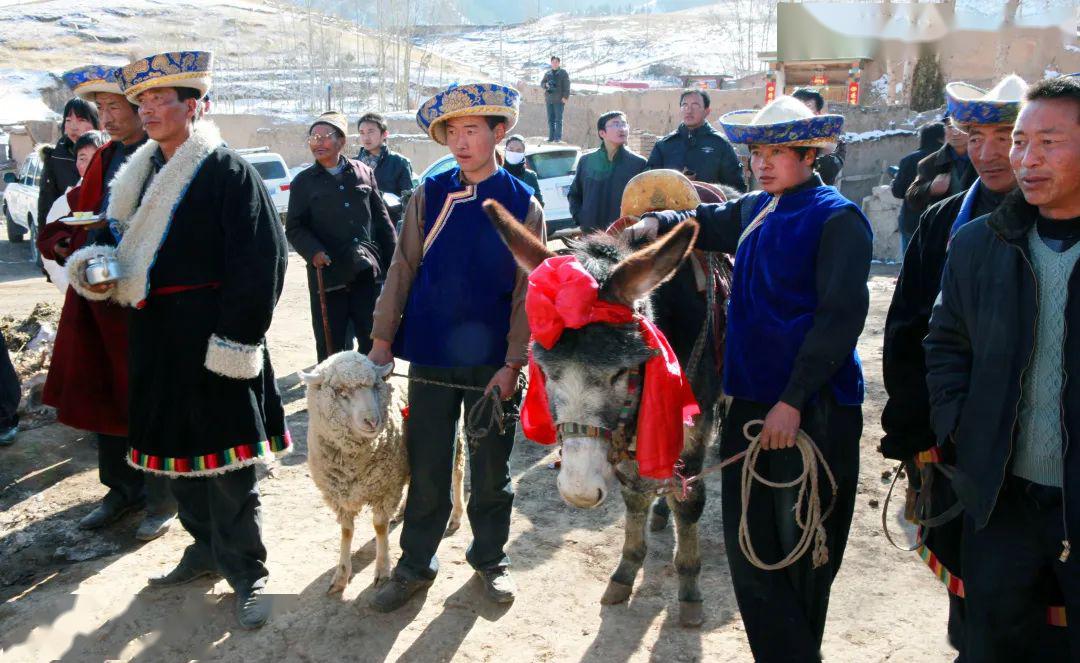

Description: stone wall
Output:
[862,184,903,263]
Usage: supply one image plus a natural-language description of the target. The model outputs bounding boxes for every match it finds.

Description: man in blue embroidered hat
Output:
[926,75,1080,661]
[880,74,1072,659]
[63,51,290,630]
[366,82,545,612]
[625,95,872,661]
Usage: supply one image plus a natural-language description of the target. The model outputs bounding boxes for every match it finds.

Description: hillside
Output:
[0,0,485,123]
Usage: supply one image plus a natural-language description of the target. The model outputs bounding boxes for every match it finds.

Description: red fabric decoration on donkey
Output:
[522,255,700,480]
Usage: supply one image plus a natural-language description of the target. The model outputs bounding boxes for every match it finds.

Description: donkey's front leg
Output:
[601,487,652,605]
[670,481,706,627]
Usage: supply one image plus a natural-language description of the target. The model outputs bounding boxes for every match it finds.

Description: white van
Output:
[239,149,291,222]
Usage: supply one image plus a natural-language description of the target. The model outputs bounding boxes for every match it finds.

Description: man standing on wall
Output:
[541,56,570,143]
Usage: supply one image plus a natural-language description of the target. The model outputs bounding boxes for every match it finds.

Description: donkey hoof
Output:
[600,580,634,605]
[649,511,669,532]
[678,601,704,627]
[444,519,461,538]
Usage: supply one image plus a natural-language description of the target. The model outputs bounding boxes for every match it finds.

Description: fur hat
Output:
[719,95,844,154]
[117,51,212,104]
[62,65,123,101]
[946,74,1027,130]
[416,82,519,145]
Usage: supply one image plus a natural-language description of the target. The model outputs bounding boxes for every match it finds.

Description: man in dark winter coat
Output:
[356,112,414,199]
[567,111,647,233]
[906,116,977,216]
[66,51,290,631]
[925,76,1080,661]
[540,56,570,142]
[288,111,396,362]
[646,89,745,191]
[891,122,945,256]
[37,97,98,231]
[881,75,1074,659]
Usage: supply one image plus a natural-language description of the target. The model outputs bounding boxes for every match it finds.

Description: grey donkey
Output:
[485,200,721,628]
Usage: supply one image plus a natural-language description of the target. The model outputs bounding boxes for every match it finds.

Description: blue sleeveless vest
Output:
[394,167,533,367]
[725,185,869,406]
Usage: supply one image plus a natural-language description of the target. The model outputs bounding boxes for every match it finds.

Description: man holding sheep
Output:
[367,82,545,612]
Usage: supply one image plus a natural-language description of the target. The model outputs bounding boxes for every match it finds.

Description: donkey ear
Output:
[602,220,699,307]
[483,199,555,273]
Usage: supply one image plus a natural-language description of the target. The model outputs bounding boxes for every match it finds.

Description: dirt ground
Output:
[0,226,953,662]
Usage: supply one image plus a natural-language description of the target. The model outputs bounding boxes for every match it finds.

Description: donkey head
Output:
[484,201,697,508]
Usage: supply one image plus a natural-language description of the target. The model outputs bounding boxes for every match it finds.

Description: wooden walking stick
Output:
[315,264,334,356]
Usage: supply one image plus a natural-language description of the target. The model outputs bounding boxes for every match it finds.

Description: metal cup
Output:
[85,254,123,286]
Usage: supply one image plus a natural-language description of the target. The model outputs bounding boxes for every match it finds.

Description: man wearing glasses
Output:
[567,110,647,233]
[286,111,397,361]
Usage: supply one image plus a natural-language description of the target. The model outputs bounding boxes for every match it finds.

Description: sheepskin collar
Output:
[105,121,224,307]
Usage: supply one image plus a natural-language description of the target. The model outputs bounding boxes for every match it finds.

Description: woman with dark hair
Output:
[502,134,544,207]
[36,98,100,232]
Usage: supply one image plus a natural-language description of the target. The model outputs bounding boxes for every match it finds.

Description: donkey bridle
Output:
[555,366,645,488]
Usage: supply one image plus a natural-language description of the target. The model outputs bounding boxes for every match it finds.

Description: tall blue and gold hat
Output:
[416,82,519,145]
[946,74,1027,130]
[117,51,213,104]
[719,95,844,153]
[61,65,122,101]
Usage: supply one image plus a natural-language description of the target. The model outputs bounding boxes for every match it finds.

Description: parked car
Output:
[239,149,291,222]
[417,144,579,233]
[3,151,42,264]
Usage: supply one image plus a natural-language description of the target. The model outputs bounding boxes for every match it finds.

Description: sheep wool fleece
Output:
[66,121,291,476]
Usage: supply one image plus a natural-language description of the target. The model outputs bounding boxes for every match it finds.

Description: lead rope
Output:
[390,371,525,448]
[737,419,838,571]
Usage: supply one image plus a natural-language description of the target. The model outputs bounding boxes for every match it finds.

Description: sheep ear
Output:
[299,369,324,387]
[376,362,394,381]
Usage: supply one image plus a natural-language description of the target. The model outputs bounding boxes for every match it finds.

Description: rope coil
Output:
[737,419,838,571]
[389,371,524,447]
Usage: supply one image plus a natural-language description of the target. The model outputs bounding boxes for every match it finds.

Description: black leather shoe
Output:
[370,575,433,613]
[78,499,141,530]
[148,560,220,587]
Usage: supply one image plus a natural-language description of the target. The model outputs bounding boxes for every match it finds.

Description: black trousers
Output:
[720,393,862,663]
[545,102,565,141]
[98,433,177,514]
[395,364,518,581]
[961,476,1080,662]
[0,330,19,429]
[170,465,268,592]
[308,278,378,362]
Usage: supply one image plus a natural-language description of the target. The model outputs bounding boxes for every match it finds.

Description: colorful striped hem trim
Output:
[1048,606,1068,627]
[128,431,292,476]
[916,542,965,598]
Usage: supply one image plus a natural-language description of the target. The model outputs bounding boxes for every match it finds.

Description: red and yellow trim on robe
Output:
[914,446,944,469]
[423,185,477,256]
[128,431,291,475]
[918,536,1068,627]
[917,541,965,597]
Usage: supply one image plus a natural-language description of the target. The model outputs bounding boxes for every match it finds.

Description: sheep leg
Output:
[328,514,355,594]
[373,508,392,585]
[446,436,466,537]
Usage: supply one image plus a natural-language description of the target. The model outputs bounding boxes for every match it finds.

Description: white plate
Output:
[59,215,104,226]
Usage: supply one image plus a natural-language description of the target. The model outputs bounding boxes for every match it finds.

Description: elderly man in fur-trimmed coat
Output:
[65,51,289,630]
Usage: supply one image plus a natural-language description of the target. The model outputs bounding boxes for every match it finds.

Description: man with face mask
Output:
[502,134,543,207]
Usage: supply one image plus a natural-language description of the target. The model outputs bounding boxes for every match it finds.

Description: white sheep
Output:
[301,352,465,594]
